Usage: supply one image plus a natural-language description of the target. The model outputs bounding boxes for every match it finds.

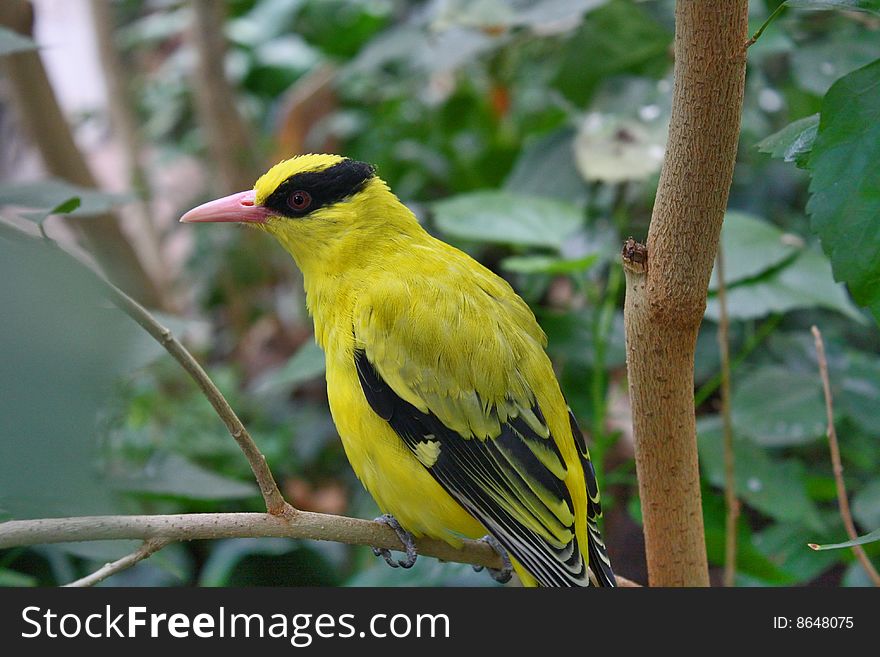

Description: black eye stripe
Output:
[263,159,376,218]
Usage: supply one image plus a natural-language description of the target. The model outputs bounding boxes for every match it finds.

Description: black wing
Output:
[355,349,599,587]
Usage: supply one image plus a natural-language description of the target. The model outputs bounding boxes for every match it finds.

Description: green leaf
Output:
[349,24,496,77]
[0,237,153,519]
[0,26,37,57]
[253,340,325,395]
[433,190,583,250]
[504,128,587,205]
[501,253,598,275]
[787,1,880,14]
[0,179,128,219]
[709,212,800,290]
[730,366,827,447]
[113,453,258,501]
[760,335,880,437]
[22,197,83,224]
[227,0,306,45]
[431,0,607,34]
[0,568,36,587]
[553,0,671,105]
[806,58,880,324]
[805,475,839,502]
[853,479,880,530]
[200,538,340,586]
[200,538,296,586]
[539,308,627,370]
[756,114,819,167]
[698,417,825,531]
[285,405,338,464]
[705,248,865,322]
[49,197,82,215]
[292,0,392,60]
[791,32,880,96]
[835,350,880,434]
[809,527,880,550]
[252,34,319,73]
[702,491,797,584]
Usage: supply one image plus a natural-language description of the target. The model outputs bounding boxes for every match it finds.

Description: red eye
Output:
[288,190,311,211]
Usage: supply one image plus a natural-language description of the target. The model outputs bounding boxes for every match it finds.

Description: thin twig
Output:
[811,326,880,586]
[0,512,639,586]
[64,538,171,587]
[716,245,739,587]
[745,1,788,49]
[1,217,289,516]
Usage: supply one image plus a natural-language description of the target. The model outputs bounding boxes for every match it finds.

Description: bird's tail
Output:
[569,409,616,587]
[587,520,616,587]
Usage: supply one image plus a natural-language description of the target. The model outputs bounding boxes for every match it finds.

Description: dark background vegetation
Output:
[0,0,878,587]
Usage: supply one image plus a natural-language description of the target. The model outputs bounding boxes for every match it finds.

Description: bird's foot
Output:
[473,534,512,584]
[371,514,417,569]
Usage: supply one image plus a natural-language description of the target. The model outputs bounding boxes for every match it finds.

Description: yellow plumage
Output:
[182,154,615,587]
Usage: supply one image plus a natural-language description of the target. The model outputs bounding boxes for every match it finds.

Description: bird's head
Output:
[181,154,418,272]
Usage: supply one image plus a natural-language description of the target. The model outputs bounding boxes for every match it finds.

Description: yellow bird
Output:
[181,154,615,587]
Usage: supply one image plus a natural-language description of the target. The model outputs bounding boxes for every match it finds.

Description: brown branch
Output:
[0,0,164,307]
[0,513,502,570]
[811,326,880,586]
[0,512,641,587]
[716,245,739,587]
[621,3,748,587]
[64,538,172,587]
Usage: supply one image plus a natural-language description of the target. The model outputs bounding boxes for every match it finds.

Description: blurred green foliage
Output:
[1,0,879,587]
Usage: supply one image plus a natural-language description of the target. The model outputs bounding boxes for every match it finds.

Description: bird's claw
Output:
[371,514,418,569]
[474,534,513,583]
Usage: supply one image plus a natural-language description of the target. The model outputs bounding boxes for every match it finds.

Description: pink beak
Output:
[180,190,271,224]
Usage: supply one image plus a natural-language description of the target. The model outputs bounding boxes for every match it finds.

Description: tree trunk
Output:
[0,0,164,308]
[622,1,749,587]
